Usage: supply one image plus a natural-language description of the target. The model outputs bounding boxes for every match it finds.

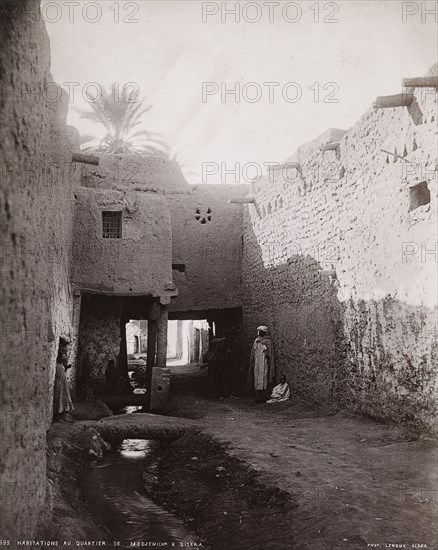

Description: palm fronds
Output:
[78,83,165,155]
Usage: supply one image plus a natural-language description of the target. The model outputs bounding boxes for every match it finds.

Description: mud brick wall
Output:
[72,187,174,298]
[76,295,131,398]
[81,154,248,313]
[242,84,437,434]
[168,183,247,313]
[0,1,79,539]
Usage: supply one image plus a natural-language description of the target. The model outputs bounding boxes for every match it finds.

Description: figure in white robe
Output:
[267,375,290,403]
[53,344,74,422]
[248,326,275,398]
[53,362,74,415]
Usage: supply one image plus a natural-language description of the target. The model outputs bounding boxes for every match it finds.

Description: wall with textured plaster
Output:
[80,154,248,313]
[0,1,79,538]
[242,80,437,434]
[75,294,132,398]
[72,187,174,298]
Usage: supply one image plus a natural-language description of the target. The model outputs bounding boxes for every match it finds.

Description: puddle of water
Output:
[120,438,150,459]
[82,439,201,548]
[122,406,143,415]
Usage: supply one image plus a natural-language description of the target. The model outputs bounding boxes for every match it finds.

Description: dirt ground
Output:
[38,368,437,550]
[157,366,438,550]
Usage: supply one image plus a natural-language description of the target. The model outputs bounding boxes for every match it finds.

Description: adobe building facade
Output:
[0,0,437,542]
[71,151,247,401]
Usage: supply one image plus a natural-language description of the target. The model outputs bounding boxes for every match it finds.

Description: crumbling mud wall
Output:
[242,80,437,434]
[36,423,113,543]
[75,295,132,398]
[0,1,79,539]
[80,154,248,313]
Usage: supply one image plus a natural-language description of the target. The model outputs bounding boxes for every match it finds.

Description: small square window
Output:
[409,182,430,212]
[102,211,122,239]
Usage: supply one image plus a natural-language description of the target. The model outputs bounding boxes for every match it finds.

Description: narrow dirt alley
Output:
[40,369,437,550]
[153,370,438,550]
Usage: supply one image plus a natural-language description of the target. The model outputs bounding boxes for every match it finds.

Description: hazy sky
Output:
[43,0,437,183]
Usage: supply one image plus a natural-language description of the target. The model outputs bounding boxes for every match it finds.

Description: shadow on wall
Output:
[242,235,345,405]
[242,226,437,436]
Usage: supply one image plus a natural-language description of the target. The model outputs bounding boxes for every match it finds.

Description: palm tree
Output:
[78,84,167,155]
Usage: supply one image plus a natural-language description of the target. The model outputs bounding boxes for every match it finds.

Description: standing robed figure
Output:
[248,325,275,402]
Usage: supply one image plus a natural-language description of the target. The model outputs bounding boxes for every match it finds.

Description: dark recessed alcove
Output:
[409,181,430,212]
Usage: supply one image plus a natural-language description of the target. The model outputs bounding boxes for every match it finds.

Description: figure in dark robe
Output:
[202,337,226,397]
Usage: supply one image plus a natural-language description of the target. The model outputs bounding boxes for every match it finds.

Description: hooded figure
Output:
[248,326,275,401]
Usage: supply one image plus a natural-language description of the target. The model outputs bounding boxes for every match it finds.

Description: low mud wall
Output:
[36,424,112,544]
[80,414,197,443]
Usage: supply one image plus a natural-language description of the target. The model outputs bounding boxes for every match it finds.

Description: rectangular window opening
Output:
[102,211,122,239]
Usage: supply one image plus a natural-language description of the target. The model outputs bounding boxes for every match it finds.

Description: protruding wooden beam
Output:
[172,262,186,272]
[320,141,340,152]
[375,93,414,109]
[229,196,261,218]
[72,153,100,165]
[403,76,438,88]
[266,162,302,173]
[229,197,256,204]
